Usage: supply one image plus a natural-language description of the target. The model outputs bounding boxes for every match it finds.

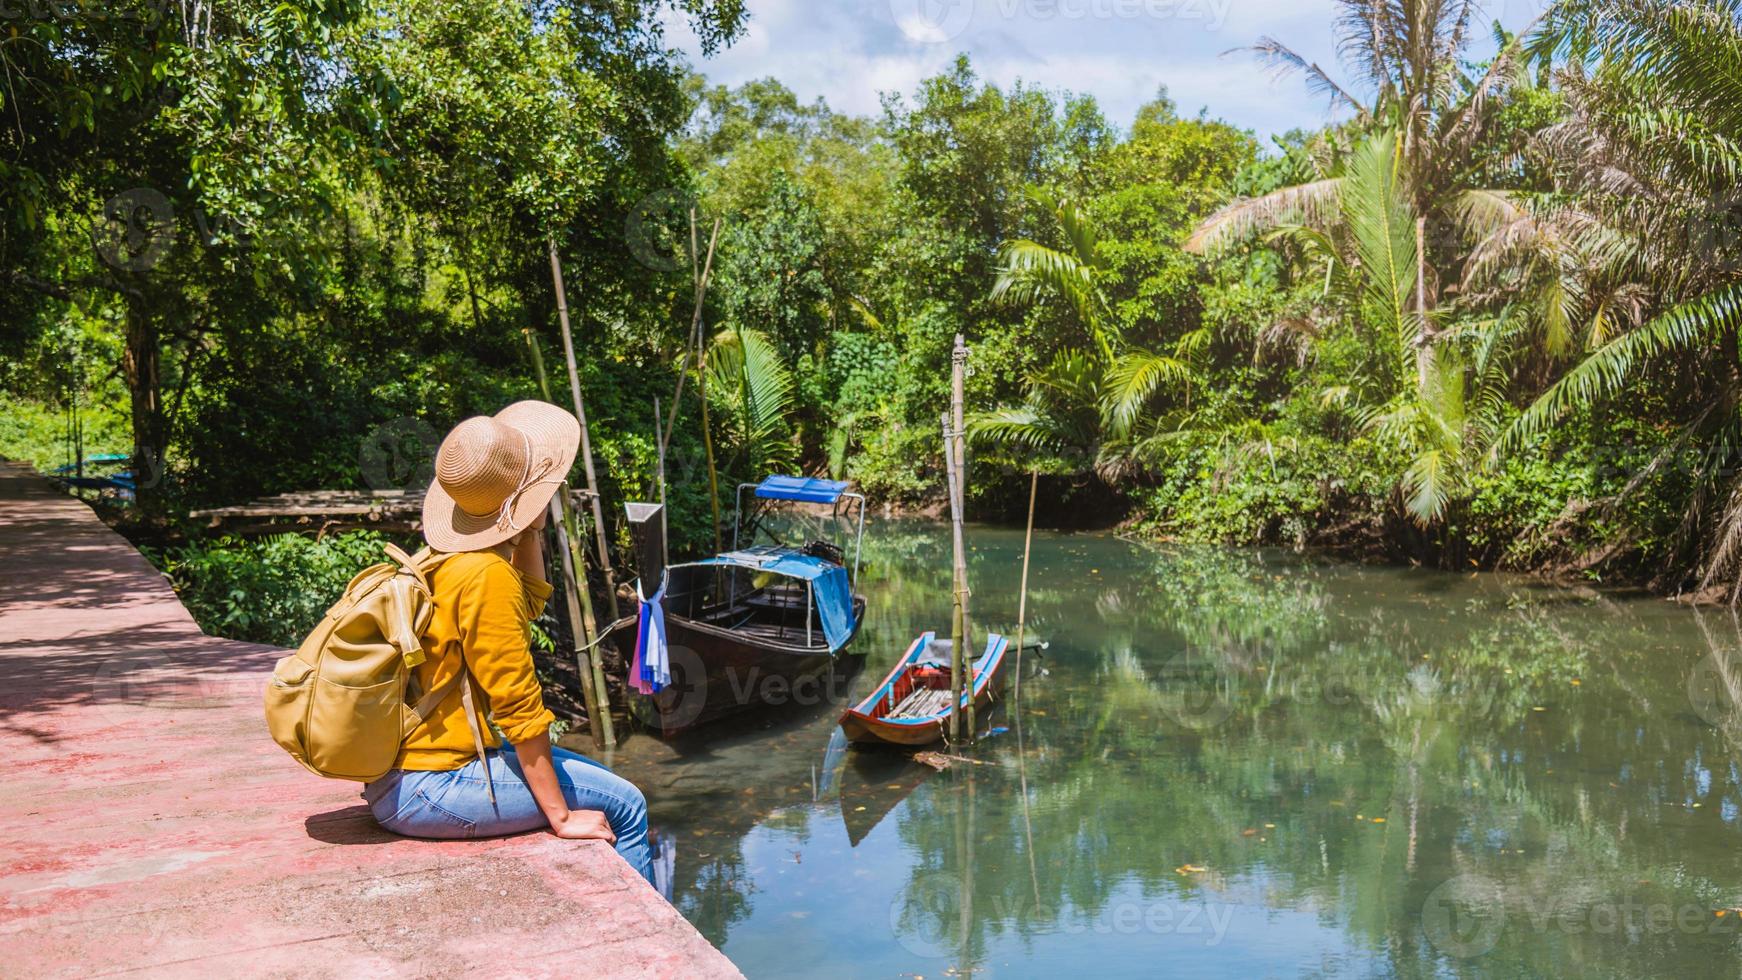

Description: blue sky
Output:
[662,0,1549,141]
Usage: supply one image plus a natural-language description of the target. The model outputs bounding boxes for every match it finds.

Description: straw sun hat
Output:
[421,400,580,553]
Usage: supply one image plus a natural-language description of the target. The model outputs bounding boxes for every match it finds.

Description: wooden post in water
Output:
[940,334,974,743]
[1014,470,1037,702]
[950,335,975,741]
[548,240,622,623]
[941,411,965,744]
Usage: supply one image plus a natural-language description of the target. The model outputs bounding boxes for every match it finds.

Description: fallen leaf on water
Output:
[1241,828,1257,837]
[1264,823,1276,829]
[1532,706,1547,712]
[1175,864,1207,875]
[1372,818,1386,824]
[854,806,867,812]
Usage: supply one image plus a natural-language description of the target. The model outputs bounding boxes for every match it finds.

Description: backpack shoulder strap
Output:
[407,654,498,804]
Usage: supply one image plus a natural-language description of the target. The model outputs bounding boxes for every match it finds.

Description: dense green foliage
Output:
[12,0,1742,600]
[151,530,392,645]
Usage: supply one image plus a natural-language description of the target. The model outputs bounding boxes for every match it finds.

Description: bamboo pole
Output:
[949,334,975,741]
[548,495,604,747]
[1014,470,1037,702]
[941,411,963,743]
[658,216,720,461]
[548,240,622,623]
[523,327,612,749]
[1013,469,1041,906]
[654,395,669,566]
[694,214,725,555]
[568,500,616,748]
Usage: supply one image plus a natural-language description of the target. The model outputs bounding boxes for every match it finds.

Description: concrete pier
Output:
[0,461,740,978]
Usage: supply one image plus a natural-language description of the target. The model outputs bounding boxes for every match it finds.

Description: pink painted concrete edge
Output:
[0,462,740,979]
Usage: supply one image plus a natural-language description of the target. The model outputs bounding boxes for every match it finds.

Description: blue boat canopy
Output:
[687,546,856,652]
[754,474,851,504]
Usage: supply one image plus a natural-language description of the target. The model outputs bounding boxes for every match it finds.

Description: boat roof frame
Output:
[732,479,867,584]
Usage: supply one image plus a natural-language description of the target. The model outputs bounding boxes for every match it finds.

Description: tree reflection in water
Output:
[599,523,1742,977]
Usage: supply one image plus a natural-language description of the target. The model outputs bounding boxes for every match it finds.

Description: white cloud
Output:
[661,0,1538,137]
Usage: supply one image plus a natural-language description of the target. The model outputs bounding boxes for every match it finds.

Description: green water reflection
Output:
[587,522,1742,978]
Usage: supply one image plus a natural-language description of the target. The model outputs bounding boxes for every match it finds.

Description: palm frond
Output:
[1341,131,1422,360]
[1497,282,1742,456]
[1101,350,1191,436]
[992,239,1100,327]
[707,326,797,473]
[1246,36,1371,118]
[1185,179,1345,256]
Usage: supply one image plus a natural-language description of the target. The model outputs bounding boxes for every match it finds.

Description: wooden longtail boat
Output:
[837,631,1008,746]
[623,476,868,733]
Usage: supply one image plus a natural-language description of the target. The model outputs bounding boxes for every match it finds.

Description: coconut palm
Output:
[1495,0,1742,596]
[1276,130,1516,523]
[1186,0,1548,385]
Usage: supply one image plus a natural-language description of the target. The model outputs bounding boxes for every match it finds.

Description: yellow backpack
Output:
[263,543,494,797]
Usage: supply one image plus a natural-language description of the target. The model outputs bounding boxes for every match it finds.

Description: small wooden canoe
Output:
[838,631,1008,746]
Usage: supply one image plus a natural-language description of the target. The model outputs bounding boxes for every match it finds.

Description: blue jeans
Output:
[363,745,654,885]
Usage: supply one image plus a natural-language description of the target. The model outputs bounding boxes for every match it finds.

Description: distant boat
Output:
[624,475,868,732]
[837,631,1008,746]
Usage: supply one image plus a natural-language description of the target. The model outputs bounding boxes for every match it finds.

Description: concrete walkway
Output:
[0,462,740,978]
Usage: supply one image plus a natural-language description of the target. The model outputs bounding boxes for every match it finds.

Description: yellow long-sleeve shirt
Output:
[396,550,556,771]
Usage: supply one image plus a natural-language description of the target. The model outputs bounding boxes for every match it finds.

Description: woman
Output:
[362,400,654,884]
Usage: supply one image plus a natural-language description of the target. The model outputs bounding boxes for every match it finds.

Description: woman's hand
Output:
[549,809,616,842]
[511,506,549,585]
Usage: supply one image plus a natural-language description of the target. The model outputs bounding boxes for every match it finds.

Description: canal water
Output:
[579,521,1742,978]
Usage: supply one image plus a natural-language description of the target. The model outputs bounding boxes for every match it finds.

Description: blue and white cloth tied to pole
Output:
[630,579,670,694]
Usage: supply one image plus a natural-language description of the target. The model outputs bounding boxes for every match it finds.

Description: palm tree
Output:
[973,188,1193,476]
[706,326,798,476]
[1284,130,1516,524]
[1187,0,1548,386]
[1496,0,1742,597]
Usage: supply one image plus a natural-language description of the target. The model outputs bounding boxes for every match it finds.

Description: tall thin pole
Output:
[659,217,721,459]
[654,395,669,566]
[528,332,613,746]
[524,327,613,749]
[549,240,621,622]
[1014,470,1037,702]
[693,213,725,555]
[950,334,975,741]
[1013,469,1041,906]
[941,413,965,743]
